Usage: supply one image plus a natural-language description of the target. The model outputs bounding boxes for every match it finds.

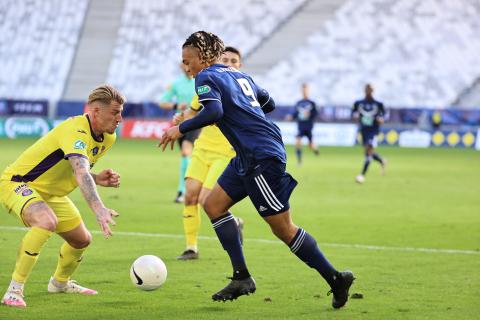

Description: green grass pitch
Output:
[0,138,479,319]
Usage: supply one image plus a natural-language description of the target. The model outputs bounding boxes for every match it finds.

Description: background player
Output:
[159,64,199,203]
[159,31,355,309]
[173,46,244,260]
[286,83,319,164]
[0,85,123,307]
[352,83,387,183]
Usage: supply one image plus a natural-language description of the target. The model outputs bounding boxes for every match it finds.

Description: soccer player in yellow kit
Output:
[0,85,124,307]
[175,47,244,260]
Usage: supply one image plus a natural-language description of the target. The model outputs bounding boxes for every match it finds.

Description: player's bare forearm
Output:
[172,109,198,125]
[158,102,175,110]
[70,157,119,237]
[183,108,198,120]
[69,156,105,212]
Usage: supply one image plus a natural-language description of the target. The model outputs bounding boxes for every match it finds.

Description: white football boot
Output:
[48,277,97,295]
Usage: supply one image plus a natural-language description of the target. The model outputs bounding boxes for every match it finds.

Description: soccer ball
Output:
[355,175,365,184]
[130,255,167,291]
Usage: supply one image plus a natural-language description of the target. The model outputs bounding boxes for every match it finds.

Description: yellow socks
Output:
[12,227,52,283]
[183,205,200,252]
[53,242,87,282]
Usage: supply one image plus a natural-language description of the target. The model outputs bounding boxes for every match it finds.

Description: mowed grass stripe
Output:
[1,225,478,255]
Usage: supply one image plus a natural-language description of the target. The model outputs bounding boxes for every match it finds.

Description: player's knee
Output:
[40,214,58,232]
[202,197,219,219]
[270,221,298,244]
[202,199,213,215]
[69,231,92,249]
[184,191,199,206]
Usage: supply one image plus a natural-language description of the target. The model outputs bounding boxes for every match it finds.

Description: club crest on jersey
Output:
[92,146,99,156]
[22,189,33,196]
[197,85,211,95]
[74,140,86,150]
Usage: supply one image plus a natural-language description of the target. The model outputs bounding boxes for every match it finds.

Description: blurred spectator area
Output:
[257,0,480,107]
[106,0,307,101]
[0,0,89,101]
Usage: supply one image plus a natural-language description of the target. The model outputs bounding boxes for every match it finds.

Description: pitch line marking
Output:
[0,225,478,255]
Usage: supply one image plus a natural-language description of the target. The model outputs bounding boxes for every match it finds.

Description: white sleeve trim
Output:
[198,98,221,103]
[261,96,271,108]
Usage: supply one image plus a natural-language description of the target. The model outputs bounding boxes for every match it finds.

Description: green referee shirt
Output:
[160,74,195,111]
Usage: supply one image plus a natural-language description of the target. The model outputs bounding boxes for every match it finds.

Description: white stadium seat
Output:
[0,0,89,101]
[106,0,307,101]
[258,0,480,107]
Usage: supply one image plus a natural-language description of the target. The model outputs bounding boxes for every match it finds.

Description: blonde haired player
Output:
[0,85,124,307]
[174,47,244,260]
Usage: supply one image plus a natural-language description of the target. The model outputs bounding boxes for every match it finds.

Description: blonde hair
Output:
[88,84,126,106]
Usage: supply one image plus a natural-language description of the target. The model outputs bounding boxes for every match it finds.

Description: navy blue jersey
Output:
[352,98,385,133]
[293,99,317,130]
[195,64,286,175]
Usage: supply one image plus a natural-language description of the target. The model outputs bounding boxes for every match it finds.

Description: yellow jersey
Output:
[190,95,235,158]
[1,115,115,197]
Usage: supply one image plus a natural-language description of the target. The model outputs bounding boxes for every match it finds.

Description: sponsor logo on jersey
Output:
[14,184,28,194]
[74,140,86,150]
[77,129,87,134]
[197,85,211,95]
[92,146,99,156]
[259,205,268,212]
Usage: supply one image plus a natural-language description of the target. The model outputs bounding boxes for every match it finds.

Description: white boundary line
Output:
[1,225,478,255]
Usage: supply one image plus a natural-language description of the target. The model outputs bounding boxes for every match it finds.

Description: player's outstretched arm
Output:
[159,100,223,151]
[69,156,119,237]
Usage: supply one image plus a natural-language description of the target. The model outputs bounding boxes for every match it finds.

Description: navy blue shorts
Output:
[297,128,313,142]
[218,159,298,217]
[361,130,378,147]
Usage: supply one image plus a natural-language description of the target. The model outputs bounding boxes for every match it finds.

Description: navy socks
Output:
[289,228,337,287]
[211,213,249,280]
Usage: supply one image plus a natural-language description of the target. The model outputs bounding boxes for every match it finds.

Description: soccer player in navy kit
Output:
[287,83,319,164]
[352,84,387,183]
[159,31,355,309]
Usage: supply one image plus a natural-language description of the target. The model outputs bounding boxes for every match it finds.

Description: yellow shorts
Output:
[186,148,232,189]
[0,179,82,233]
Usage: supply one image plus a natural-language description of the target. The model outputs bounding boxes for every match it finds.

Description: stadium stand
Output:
[453,76,480,108]
[257,0,480,108]
[106,0,307,101]
[0,0,89,101]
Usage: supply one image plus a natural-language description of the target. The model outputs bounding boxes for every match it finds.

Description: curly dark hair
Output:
[183,31,225,64]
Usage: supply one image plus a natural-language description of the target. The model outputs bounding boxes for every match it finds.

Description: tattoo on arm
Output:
[69,157,104,211]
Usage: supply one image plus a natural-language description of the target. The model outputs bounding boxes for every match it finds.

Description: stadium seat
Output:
[106,0,307,101]
[258,0,480,108]
[0,0,89,101]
